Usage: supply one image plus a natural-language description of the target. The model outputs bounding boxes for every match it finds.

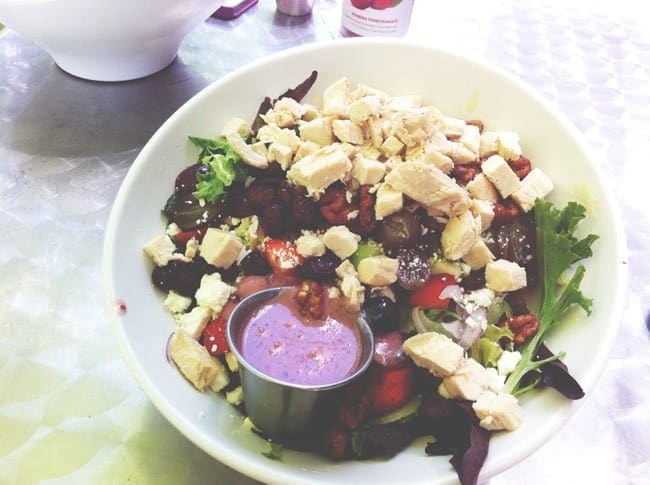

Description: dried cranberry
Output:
[261,202,288,237]
[292,185,321,228]
[452,162,481,186]
[245,178,278,213]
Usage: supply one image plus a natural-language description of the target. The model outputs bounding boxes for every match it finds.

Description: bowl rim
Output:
[103,37,629,484]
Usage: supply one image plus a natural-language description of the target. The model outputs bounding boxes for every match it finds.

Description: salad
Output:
[143,72,597,485]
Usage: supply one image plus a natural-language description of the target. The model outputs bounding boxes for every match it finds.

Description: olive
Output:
[460,270,486,291]
[163,191,225,231]
[300,251,341,282]
[396,248,431,291]
[174,163,210,195]
[363,296,399,334]
[240,250,271,276]
[151,259,214,297]
[377,210,421,251]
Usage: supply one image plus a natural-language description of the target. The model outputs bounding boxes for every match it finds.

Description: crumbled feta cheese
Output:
[295,232,325,258]
[438,358,495,401]
[194,273,236,316]
[185,237,199,259]
[143,235,178,266]
[164,291,192,315]
[497,350,522,376]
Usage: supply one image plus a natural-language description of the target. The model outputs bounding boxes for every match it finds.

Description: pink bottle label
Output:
[341,0,415,37]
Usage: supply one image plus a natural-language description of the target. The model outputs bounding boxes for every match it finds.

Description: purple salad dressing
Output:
[238,289,361,386]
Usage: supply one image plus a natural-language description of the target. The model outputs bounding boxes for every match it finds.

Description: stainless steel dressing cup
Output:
[227,286,374,438]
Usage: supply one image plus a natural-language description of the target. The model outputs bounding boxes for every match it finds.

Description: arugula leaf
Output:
[188,136,249,203]
[504,198,598,395]
[261,441,283,460]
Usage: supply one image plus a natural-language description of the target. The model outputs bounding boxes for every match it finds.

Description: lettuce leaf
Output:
[188,136,249,203]
[504,199,598,395]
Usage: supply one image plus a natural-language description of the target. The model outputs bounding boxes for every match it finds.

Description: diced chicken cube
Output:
[385,161,470,217]
[497,132,522,161]
[200,228,244,269]
[481,155,521,198]
[272,97,307,128]
[445,141,477,164]
[462,238,495,270]
[440,116,466,139]
[208,359,231,393]
[295,232,325,258]
[352,155,386,185]
[391,108,435,148]
[257,124,301,151]
[381,135,405,156]
[169,330,223,391]
[194,273,236,316]
[175,306,211,340]
[294,140,319,162]
[402,332,464,378]
[387,95,423,111]
[511,168,554,212]
[367,116,385,148]
[441,210,481,260]
[267,142,293,170]
[470,199,495,231]
[301,103,320,121]
[143,235,178,266]
[438,358,494,401]
[348,95,382,123]
[287,144,352,197]
[333,119,364,145]
[472,391,523,431]
[485,259,527,292]
[466,173,499,203]
[459,124,481,156]
[374,183,403,220]
[479,131,499,159]
[357,256,399,286]
[416,144,454,174]
[322,77,351,117]
[322,225,360,259]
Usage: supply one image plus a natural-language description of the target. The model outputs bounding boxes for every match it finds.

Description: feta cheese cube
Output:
[287,144,352,197]
[322,77,351,116]
[169,330,223,391]
[164,291,192,315]
[352,155,386,185]
[497,132,522,161]
[295,232,325,258]
[175,306,211,340]
[385,161,470,217]
[374,183,403,220]
[200,228,244,269]
[462,238,495,270]
[333,119,364,145]
[511,168,554,212]
[194,273,236,315]
[459,124,481,156]
[322,225,360,260]
[294,140,320,163]
[441,210,480,260]
[143,235,178,266]
[481,155,521,198]
[472,391,523,431]
[466,173,499,203]
[402,332,464,378]
[417,145,454,173]
[446,141,478,164]
[184,237,199,259]
[357,256,399,286]
[485,259,527,292]
[440,116,466,139]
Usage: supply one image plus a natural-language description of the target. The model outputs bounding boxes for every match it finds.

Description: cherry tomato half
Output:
[408,273,456,309]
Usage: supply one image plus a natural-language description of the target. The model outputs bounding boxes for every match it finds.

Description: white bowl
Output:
[103,38,628,483]
[0,0,223,81]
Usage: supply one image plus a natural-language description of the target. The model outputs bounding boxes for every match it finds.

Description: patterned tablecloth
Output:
[0,0,648,483]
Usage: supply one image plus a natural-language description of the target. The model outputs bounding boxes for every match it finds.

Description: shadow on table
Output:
[3,56,209,159]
